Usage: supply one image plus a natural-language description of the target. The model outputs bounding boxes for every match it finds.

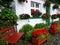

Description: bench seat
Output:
[0,26,24,45]
[6,32,24,44]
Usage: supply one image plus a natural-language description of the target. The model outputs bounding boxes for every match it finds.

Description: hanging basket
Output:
[53,4,59,10]
[43,0,51,7]
[18,0,26,3]
[51,14,58,19]
[41,13,50,20]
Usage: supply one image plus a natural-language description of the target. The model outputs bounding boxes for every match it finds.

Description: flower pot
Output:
[49,29,58,35]
[32,37,47,45]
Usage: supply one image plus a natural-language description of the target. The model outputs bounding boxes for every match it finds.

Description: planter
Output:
[19,14,30,19]
[49,29,58,35]
[31,9,42,18]
[50,24,58,35]
[32,37,47,45]
[32,15,40,18]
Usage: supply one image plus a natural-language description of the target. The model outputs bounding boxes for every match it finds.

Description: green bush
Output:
[19,24,34,42]
[0,8,18,28]
[34,23,48,29]
[1,8,18,21]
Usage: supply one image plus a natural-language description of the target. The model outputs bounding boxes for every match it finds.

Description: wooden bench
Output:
[0,26,24,45]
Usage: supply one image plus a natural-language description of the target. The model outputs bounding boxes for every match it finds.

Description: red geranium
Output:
[42,28,48,34]
[32,30,42,37]
[50,24,58,29]
[32,29,48,37]
[31,9,36,14]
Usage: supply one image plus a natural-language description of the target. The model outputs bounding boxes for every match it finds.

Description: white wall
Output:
[17,19,45,32]
[14,0,46,16]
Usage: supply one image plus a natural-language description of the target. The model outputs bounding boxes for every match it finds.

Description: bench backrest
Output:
[0,26,16,39]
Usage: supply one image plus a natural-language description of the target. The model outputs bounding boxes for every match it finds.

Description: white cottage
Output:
[12,0,60,32]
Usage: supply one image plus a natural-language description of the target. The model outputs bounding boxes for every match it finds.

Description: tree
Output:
[0,0,13,8]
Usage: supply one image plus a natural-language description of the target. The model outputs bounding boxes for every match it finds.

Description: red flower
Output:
[32,30,42,37]
[50,24,58,29]
[32,9,36,14]
[42,29,48,34]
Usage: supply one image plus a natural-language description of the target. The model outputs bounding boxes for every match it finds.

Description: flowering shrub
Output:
[32,28,48,39]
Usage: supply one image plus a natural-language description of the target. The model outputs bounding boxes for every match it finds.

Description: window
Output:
[31,1,40,8]
[31,1,35,7]
[36,3,39,8]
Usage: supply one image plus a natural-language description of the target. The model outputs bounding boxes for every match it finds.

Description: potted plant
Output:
[50,23,58,35]
[31,9,42,18]
[51,14,58,23]
[51,14,58,19]
[19,14,30,19]
[43,0,51,7]
[32,29,48,45]
[53,4,59,10]
[41,13,50,20]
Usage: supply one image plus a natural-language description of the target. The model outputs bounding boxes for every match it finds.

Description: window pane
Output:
[31,1,34,7]
[36,3,39,8]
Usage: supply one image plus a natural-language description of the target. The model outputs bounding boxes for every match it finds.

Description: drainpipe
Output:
[46,5,50,29]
